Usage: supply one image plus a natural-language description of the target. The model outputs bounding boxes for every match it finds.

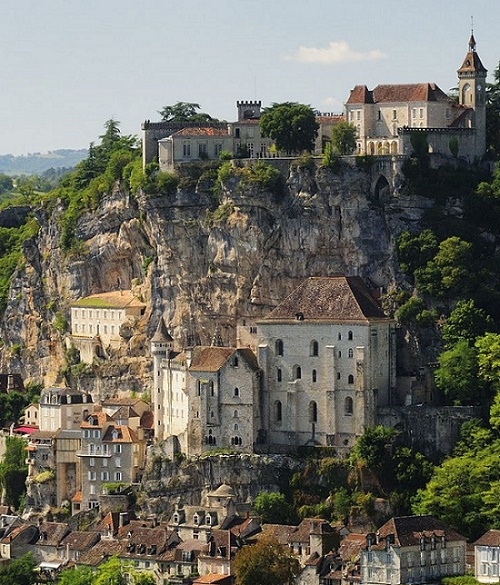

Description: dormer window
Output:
[206,514,212,525]
[193,514,200,525]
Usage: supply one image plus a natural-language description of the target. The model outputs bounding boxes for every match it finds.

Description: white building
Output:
[345,34,487,161]
[473,530,500,583]
[70,290,146,364]
[257,276,396,453]
[360,516,466,585]
[38,387,93,432]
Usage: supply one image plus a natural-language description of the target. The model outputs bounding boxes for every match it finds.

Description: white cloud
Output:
[285,40,387,64]
[322,97,342,109]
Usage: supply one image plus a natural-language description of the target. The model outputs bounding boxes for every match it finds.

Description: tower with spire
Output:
[457,29,488,158]
[151,317,174,441]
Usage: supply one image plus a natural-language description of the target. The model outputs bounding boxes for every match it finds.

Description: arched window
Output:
[294,365,302,380]
[309,401,318,423]
[348,374,354,385]
[345,396,353,415]
[348,331,353,341]
[338,332,342,341]
[234,423,239,431]
[275,339,284,356]
[233,409,239,418]
[348,348,353,358]
[234,387,240,397]
[277,368,282,382]
[310,340,319,357]
[275,400,282,422]
[312,369,317,383]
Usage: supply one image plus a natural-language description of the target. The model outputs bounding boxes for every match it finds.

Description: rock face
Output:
[0,160,433,394]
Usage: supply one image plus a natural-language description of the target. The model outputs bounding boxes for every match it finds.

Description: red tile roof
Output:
[347,83,450,104]
[261,276,388,323]
[375,515,466,548]
[81,412,112,428]
[474,530,500,547]
[186,347,236,372]
[102,425,138,443]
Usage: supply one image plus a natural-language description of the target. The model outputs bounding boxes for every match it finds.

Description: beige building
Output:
[360,516,466,585]
[473,530,500,583]
[345,34,487,161]
[39,387,93,432]
[257,277,396,453]
[70,290,146,364]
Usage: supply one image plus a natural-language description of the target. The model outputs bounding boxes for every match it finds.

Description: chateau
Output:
[345,33,487,161]
[152,276,396,455]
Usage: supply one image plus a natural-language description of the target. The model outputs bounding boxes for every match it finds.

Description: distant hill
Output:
[0,149,88,175]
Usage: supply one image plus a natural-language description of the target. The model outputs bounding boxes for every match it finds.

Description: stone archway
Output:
[372,174,391,202]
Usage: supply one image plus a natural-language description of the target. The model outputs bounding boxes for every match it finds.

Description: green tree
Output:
[0,174,13,194]
[434,339,483,405]
[415,236,475,300]
[396,230,438,278]
[0,436,28,509]
[253,491,293,524]
[476,332,500,389]
[57,566,93,585]
[486,61,500,159]
[94,557,126,585]
[260,102,318,155]
[442,299,493,347]
[158,102,215,123]
[330,121,357,155]
[0,553,36,585]
[233,537,300,585]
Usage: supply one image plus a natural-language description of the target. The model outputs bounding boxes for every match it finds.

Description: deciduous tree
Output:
[158,102,215,123]
[330,121,357,155]
[260,102,318,155]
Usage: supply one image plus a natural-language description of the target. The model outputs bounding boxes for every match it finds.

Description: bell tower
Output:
[457,30,487,158]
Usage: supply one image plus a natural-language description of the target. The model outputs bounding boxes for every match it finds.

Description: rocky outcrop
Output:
[0,161,434,394]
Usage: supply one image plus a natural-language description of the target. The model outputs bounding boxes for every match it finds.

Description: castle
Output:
[142,33,487,167]
[151,276,396,455]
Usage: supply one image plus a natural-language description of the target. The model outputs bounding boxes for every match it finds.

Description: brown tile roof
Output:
[102,425,138,443]
[81,412,112,428]
[111,406,140,421]
[140,411,154,430]
[347,83,451,104]
[72,290,146,309]
[339,533,366,561]
[71,491,82,503]
[258,523,296,544]
[473,530,500,547]
[375,515,466,548]
[192,575,232,585]
[119,525,176,558]
[77,539,122,566]
[200,530,238,560]
[291,518,336,543]
[316,115,344,124]
[188,347,236,372]
[117,519,155,538]
[37,522,71,547]
[261,277,388,323]
[172,127,230,137]
[60,531,100,551]
[102,397,145,407]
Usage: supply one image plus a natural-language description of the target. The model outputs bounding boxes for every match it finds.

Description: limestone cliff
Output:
[0,159,433,395]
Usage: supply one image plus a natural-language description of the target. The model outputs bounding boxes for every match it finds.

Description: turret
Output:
[151,317,173,441]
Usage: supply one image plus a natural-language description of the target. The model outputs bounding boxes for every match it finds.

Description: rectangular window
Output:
[419,108,424,119]
[84,430,90,438]
[102,459,108,467]
[115,472,122,482]
[393,109,397,120]
[198,143,207,157]
[357,110,361,121]
[235,128,240,139]
[214,143,222,156]
[89,458,95,467]
[114,444,122,454]
[89,310,92,318]
[93,430,100,438]
[101,471,109,481]
[90,484,96,495]
[115,458,121,468]
[183,143,191,157]
[89,471,96,481]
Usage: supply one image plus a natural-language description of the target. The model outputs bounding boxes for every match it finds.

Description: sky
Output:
[0,0,498,155]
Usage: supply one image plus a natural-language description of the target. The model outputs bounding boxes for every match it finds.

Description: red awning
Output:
[13,426,39,434]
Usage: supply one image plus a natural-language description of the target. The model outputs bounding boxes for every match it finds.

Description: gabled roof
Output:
[474,530,500,547]
[374,515,466,548]
[347,83,451,105]
[81,412,112,428]
[77,539,122,566]
[260,277,388,323]
[37,522,71,547]
[102,424,138,443]
[339,533,366,561]
[72,290,146,310]
[291,518,336,543]
[186,347,236,372]
[258,523,296,544]
[60,531,100,551]
[111,406,140,421]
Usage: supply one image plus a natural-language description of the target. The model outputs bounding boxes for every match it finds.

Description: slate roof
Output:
[374,515,466,548]
[473,530,500,547]
[72,290,146,309]
[457,40,487,74]
[261,277,388,323]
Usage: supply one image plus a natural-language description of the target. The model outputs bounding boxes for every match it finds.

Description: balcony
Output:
[76,447,111,458]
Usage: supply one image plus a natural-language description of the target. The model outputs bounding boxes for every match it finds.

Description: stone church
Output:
[151,276,396,455]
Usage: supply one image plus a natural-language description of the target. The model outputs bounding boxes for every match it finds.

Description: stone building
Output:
[360,516,466,585]
[257,276,396,453]
[345,33,487,161]
[153,339,261,454]
[70,290,146,364]
[76,410,147,511]
[473,530,500,583]
[38,386,93,432]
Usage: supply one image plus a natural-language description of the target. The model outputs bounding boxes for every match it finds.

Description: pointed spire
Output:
[151,317,173,343]
[469,16,476,51]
